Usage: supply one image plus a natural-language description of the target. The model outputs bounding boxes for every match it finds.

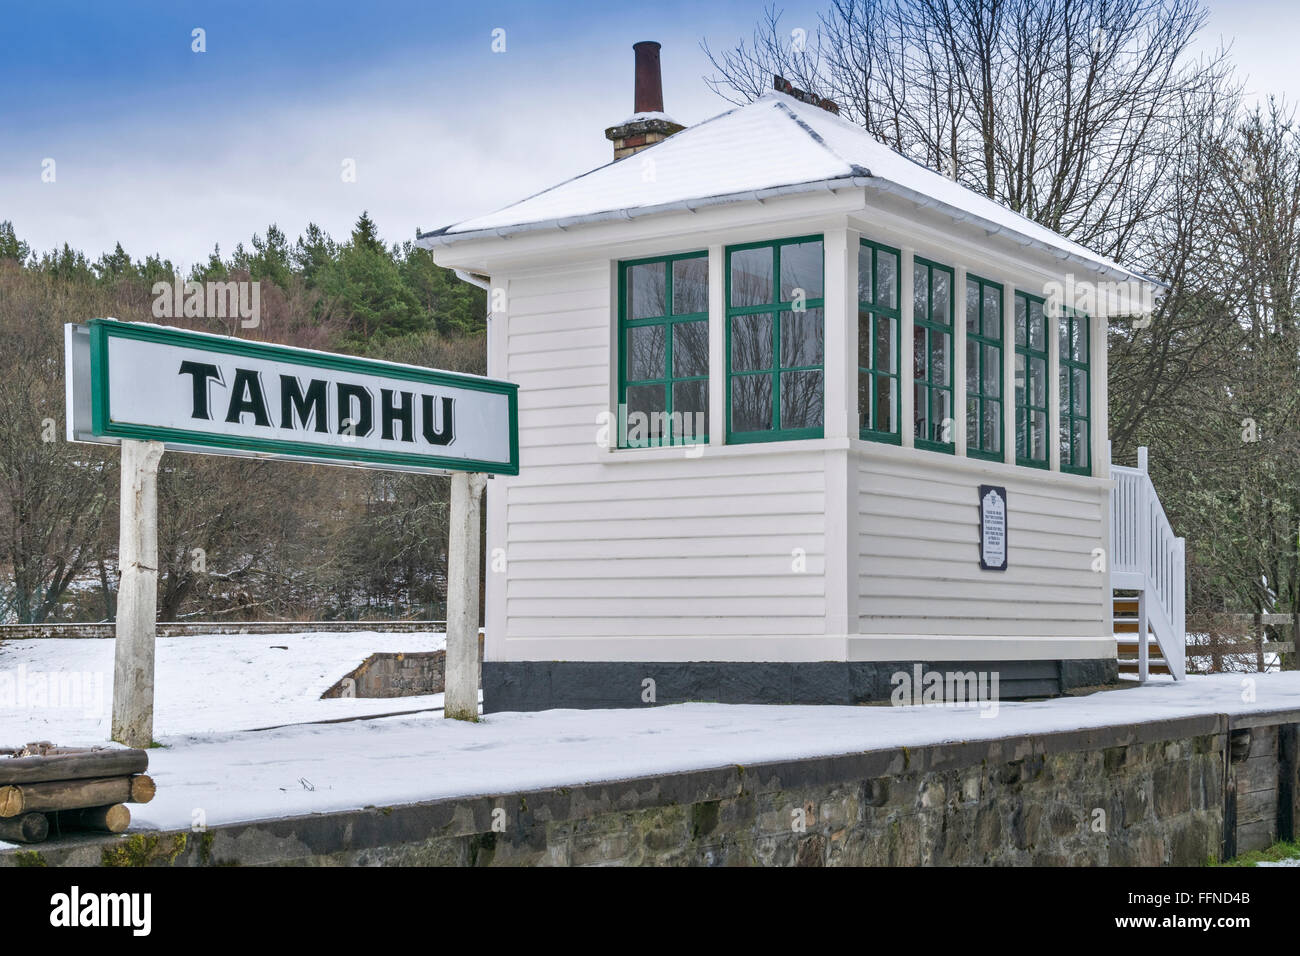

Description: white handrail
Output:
[1109,448,1186,680]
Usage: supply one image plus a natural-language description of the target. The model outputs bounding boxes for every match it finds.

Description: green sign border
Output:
[87,318,519,476]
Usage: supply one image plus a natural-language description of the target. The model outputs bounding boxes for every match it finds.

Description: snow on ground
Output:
[4,635,1300,842]
[0,632,447,744]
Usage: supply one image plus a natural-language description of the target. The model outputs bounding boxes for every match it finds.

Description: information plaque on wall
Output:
[979,485,1008,571]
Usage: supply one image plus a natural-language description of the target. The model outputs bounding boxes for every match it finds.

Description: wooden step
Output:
[1113,619,1141,633]
[1113,598,1139,615]
[1118,660,1173,675]
[1117,648,1165,661]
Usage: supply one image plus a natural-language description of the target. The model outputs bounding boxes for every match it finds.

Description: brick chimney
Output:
[604,41,684,160]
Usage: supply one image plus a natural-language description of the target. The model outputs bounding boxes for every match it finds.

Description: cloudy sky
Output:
[1,0,1293,270]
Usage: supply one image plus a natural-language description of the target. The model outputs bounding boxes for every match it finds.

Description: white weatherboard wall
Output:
[851,443,1112,661]
[491,261,830,663]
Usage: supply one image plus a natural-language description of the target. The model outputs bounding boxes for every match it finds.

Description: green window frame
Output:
[1014,290,1049,468]
[912,256,954,453]
[617,251,710,447]
[858,239,901,443]
[1059,306,1091,475]
[725,235,825,443]
[965,274,1004,462]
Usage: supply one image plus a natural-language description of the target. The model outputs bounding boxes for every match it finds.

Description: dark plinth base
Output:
[482,658,1119,713]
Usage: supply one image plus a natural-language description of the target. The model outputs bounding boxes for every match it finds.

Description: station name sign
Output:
[65,319,519,475]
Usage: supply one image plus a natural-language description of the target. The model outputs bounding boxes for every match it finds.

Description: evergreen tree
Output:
[293,223,335,287]
[0,221,29,263]
[190,244,230,283]
[249,224,292,290]
[320,215,423,342]
[350,211,383,254]
[36,243,94,283]
[93,242,136,282]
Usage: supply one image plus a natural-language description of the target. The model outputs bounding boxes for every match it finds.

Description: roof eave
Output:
[421,173,1164,293]
[862,178,1166,291]
[417,175,872,250]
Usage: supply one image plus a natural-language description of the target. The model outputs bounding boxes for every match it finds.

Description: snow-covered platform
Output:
[45,672,1300,833]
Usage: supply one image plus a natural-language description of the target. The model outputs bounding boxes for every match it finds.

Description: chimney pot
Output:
[633,41,665,114]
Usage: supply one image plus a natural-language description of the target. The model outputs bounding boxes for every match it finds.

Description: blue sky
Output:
[1,0,1292,268]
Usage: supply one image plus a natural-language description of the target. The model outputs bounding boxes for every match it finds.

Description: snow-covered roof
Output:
[424,90,1153,285]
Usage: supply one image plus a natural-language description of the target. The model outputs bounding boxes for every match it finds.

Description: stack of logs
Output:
[0,742,154,844]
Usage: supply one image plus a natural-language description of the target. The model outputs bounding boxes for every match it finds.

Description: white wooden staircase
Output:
[1109,447,1186,682]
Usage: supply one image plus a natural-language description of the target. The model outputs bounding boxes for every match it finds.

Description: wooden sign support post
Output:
[111,439,164,748]
[444,471,487,721]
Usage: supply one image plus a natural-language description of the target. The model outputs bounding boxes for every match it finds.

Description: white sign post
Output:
[444,472,487,721]
[66,319,518,734]
[111,439,164,747]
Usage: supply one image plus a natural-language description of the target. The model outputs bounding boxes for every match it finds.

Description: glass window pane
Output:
[983,344,1000,397]
[877,251,897,310]
[932,388,952,442]
[1072,317,1087,362]
[1016,413,1027,460]
[1015,295,1028,347]
[780,308,824,368]
[780,240,824,301]
[1073,368,1088,416]
[1060,364,1070,410]
[730,374,772,432]
[672,380,708,442]
[858,247,873,304]
[628,262,666,320]
[930,329,949,387]
[858,375,873,431]
[914,383,929,441]
[858,311,873,370]
[932,269,950,326]
[672,257,708,315]
[1072,418,1089,469]
[1029,300,1045,350]
[966,279,980,335]
[913,264,929,322]
[672,320,708,378]
[780,369,823,430]
[1030,357,1045,407]
[1015,352,1027,405]
[875,316,895,374]
[966,397,979,446]
[966,339,979,391]
[1031,410,1047,459]
[983,286,1001,339]
[730,314,772,372]
[983,400,1000,453]
[913,325,927,381]
[627,324,665,381]
[625,384,667,444]
[730,247,773,307]
[875,375,896,433]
